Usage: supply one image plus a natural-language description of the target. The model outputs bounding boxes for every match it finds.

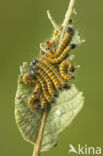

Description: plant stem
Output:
[32,109,47,156]
[47,10,59,30]
[59,0,76,43]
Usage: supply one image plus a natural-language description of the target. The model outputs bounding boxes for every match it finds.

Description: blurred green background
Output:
[0,0,103,155]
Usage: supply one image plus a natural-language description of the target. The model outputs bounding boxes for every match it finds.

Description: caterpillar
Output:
[41,29,59,56]
[22,26,77,110]
[60,59,75,80]
[33,82,41,97]
[55,27,74,57]
[36,68,55,97]
[36,61,61,89]
[51,29,59,41]
[28,94,39,109]
[29,92,48,110]
[45,29,59,51]
[39,58,66,86]
[43,44,76,64]
[35,73,53,103]
[23,71,48,109]
[45,27,74,59]
[23,72,36,86]
[45,40,55,51]
[39,94,48,109]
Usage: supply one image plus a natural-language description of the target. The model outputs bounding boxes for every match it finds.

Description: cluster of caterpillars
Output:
[23,26,77,110]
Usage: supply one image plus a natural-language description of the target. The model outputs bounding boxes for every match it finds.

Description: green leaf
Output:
[15,62,84,152]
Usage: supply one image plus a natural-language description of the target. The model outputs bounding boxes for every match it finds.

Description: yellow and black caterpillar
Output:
[23,27,76,110]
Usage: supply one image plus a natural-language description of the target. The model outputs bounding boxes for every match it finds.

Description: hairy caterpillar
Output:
[36,68,55,97]
[40,58,66,86]
[35,73,53,103]
[60,59,75,80]
[36,61,61,89]
[44,27,74,59]
[39,94,48,109]
[33,82,41,97]
[22,26,77,110]
[28,94,39,109]
[29,92,47,110]
[23,73,36,86]
[43,44,76,64]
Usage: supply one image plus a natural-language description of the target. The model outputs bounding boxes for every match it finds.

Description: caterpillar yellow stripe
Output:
[60,59,75,80]
[23,73,36,86]
[28,94,39,109]
[33,82,41,97]
[45,28,73,59]
[54,27,74,58]
[40,58,66,86]
[36,61,61,89]
[43,45,71,64]
[22,27,76,110]
[29,93,48,110]
[39,94,48,109]
[37,68,55,96]
[35,73,53,103]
